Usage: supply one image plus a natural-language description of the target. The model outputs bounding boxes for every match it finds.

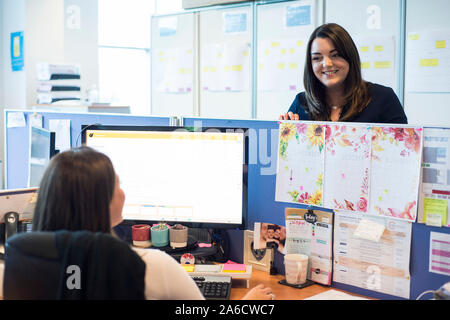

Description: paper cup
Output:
[284,253,308,285]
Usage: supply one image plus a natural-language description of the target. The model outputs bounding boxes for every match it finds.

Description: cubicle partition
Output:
[183,117,450,300]
[4,110,171,189]
[4,112,450,300]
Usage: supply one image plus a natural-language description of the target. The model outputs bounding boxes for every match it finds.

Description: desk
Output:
[229,268,371,300]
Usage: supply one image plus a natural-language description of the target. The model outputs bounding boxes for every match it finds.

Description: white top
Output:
[0,247,204,300]
[132,247,205,300]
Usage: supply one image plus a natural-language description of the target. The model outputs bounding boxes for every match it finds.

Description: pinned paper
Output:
[353,219,386,242]
[7,112,26,128]
[423,198,447,227]
[49,119,71,152]
[29,113,43,128]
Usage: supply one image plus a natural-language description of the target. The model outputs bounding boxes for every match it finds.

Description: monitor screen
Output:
[82,125,248,229]
[28,126,54,188]
[0,188,38,224]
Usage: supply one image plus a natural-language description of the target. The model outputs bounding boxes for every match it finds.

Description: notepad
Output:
[182,265,195,272]
[222,263,246,273]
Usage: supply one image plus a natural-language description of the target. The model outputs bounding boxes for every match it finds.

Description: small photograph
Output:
[257,222,286,254]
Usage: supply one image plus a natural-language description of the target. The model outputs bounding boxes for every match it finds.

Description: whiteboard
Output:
[151,13,196,117]
[256,0,322,120]
[199,4,253,119]
[404,0,450,127]
[325,0,402,96]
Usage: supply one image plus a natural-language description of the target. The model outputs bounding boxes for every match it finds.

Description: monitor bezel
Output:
[81,124,249,230]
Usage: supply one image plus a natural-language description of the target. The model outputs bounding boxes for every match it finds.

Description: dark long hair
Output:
[33,146,116,233]
[303,23,371,121]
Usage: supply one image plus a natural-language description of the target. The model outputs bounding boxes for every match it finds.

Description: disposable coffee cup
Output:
[284,253,308,285]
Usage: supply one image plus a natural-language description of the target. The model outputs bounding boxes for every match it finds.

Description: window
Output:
[98,0,183,115]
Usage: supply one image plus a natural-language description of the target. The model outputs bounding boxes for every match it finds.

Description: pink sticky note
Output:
[341,173,345,179]
[222,263,246,272]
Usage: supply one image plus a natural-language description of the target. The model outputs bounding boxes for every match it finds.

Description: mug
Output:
[151,224,169,247]
[284,253,309,285]
[132,224,151,248]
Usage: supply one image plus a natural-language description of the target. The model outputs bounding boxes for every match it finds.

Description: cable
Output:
[416,289,435,300]
[75,123,102,147]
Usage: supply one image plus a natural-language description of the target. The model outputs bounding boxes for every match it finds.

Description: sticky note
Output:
[289,62,298,69]
[360,46,369,52]
[374,45,383,52]
[224,66,231,72]
[361,62,371,69]
[374,61,391,69]
[271,41,280,47]
[232,65,243,72]
[353,219,385,242]
[277,63,285,70]
[182,265,195,272]
[424,198,447,227]
[258,63,264,70]
[202,66,209,72]
[281,48,287,54]
[265,49,270,55]
[243,51,248,56]
[296,40,303,46]
[420,59,438,67]
[222,264,246,273]
[289,48,295,54]
[409,33,419,40]
[436,40,446,49]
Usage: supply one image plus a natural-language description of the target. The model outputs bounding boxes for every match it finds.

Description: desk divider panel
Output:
[4,110,171,189]
[183,117,450,300]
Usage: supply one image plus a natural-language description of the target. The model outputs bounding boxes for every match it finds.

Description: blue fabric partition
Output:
[183,117,450,300]
[4,110,171,189]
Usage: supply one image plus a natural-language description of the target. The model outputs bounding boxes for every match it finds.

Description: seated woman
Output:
[30,146,274,300]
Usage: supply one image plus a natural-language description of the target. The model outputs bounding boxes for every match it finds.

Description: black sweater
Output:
[287,82,408,124]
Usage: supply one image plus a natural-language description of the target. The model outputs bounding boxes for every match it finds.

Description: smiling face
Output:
[310,37,349,93]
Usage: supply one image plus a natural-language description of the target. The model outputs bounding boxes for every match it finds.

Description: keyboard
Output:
[192,275,232,300]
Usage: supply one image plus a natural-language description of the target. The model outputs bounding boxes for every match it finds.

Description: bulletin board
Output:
[4,110,170,189]
[198,3,253,120]
[325,0,402,97]
[256,0,322,120]
[151,12,196,117]
[403,0,450,127]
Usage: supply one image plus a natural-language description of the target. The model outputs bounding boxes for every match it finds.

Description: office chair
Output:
[3,230,146,300]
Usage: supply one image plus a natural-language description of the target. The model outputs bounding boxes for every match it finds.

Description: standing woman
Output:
[280,23,407,124]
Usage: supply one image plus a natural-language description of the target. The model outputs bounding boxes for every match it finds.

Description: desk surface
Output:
[230,268,371,300]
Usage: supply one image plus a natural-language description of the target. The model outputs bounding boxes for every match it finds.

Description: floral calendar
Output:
[276,121,423,222]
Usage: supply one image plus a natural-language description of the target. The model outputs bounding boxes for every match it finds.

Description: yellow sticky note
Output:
[289,62,298,69]
[277,63,285,70]
[420,58,439,67]
[289,48,295,54]
[436,40,446,49]
[265,49,270,55]
[13,36,20,57]
[258,63,264,70]
[243,51,248,56]
[224,66,231,72]
[423,198,447,227]
[281,48,287,54]
[374,45,383,52]
[232,65,242,71]
[374,61,391,69]
[182,265,195,272]
[409,33,419,40]
[187,49,192,54]
[210,66,217,72]
[218,53,223,58]
[202,66,209,72]
[271,41,280,47]
[360,46,369,52]
[361,62,371,69]
[297,40,303,46]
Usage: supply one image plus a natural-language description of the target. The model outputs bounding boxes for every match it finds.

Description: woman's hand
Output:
[279,112,299,120]
[241,284,275,300]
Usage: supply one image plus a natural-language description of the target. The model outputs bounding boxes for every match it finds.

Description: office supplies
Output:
[222,263,246,273]
[191,275,232,300]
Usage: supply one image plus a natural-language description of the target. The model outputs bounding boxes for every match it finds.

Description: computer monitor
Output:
[82,125,248,229]
[0,188,38,243]
[28,126,56,188]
